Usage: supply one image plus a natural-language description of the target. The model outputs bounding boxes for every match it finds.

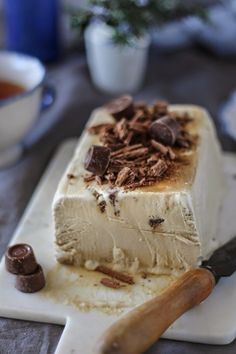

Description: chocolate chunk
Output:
[5,244,38,275]
[149,116,181,146]
[15,265,46,293]
[105,95,134,120]
[84,145,111,176]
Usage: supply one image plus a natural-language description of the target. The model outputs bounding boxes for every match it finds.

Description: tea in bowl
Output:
[0,51,47,167]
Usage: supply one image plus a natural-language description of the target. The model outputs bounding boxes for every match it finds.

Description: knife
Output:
[96,236,236,354]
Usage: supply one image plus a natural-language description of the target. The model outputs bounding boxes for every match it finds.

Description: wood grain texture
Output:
[97,268,215,354]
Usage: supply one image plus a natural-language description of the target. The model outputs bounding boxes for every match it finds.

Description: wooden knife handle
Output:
[96,268,215,354]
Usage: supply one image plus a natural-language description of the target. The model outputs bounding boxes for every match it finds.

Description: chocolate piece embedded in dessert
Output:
[53,100,223,276]
[15,264,45,293]
[105,95,134,120]
[5,244,38,275]
[149,217,165,229]
[84,145,111,176]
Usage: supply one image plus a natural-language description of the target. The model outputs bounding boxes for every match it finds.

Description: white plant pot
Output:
[84,23,151,94]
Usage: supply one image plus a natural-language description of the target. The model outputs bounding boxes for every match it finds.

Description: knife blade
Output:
[201,236,236,279]
[96,236,236,354]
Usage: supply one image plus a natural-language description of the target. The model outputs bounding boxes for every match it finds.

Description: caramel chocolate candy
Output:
[5,244,38,275]
[149,116,181,146]
[105,95,134,120]
[84,145,111,176]
[15,265,46,293]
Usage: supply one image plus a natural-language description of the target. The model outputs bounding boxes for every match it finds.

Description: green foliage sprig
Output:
[70,0,208,45]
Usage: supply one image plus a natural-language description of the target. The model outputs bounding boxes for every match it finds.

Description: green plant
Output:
[69,0,208,45]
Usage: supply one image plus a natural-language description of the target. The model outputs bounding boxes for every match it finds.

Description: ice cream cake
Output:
[53,97,223,275]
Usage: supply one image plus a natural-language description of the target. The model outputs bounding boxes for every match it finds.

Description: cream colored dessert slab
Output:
[1,141,236,352]
[53,105,223,275]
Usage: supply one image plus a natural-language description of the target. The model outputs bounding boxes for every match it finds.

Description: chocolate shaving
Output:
[115,167,132,187]
[108,143,126,151]
[95,175,103,186]
[87,123,114,135]
[124,180,154,190]
[147,154,159,163]
[148,160,168,178]
[111,144,143,157]
[167,147,176,160]
[115,118,128,140]
[84,174,95,182]
[125,170,136,184]
[132,109,145,122]
[123,131,132,145]
[100,278,123,289]
[129,121,148,133]
[151,140,168,155]
[120,147,149,160]
[96,265,134,285]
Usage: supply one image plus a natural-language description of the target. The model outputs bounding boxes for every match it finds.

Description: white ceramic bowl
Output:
[0,51,45,165]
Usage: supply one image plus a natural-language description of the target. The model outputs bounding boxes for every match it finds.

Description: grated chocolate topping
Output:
[84,97,195,190]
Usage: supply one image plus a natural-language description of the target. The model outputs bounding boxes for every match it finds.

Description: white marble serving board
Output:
[1,139,236,353]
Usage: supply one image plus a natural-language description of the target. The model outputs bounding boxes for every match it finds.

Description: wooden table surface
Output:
[1,47,236,354]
